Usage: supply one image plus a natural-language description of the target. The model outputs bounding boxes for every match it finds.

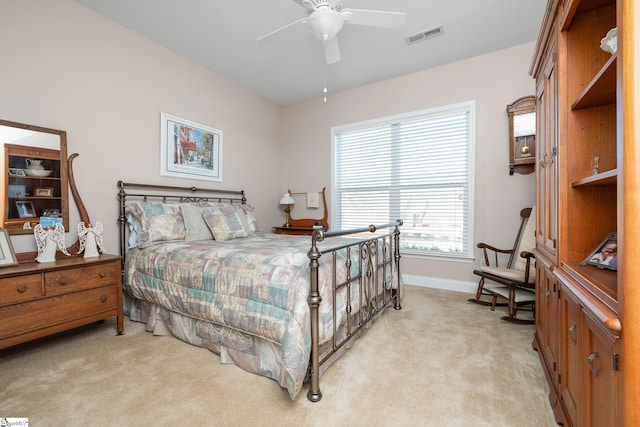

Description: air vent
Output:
[405,26,444,45]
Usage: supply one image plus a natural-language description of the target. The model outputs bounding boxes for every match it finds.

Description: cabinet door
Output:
[559,287,580,427]
[535,260,559,389]
[581,312,619,427]
[535,41,558,260]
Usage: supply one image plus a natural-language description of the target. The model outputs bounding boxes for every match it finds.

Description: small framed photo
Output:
[15,201,36,218]
[8,168,26,176]
[0,229,18,267]
[42,208,61,217]
[8,184,26,198]
[581,232,617,271]
[34,187,53,197]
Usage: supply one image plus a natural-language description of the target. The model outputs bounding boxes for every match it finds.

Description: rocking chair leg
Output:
[501,315,535,325]
[468,278,509,307]
[476,278,485,300]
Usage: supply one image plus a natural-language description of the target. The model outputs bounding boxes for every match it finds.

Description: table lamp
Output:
[279,191,295,227]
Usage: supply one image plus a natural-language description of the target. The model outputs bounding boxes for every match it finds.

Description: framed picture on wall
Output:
[160,113,223,182]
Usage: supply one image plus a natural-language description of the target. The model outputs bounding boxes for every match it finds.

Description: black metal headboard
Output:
[117,180,246,263]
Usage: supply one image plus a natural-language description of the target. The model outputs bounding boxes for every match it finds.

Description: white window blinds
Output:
[332,101,475,258]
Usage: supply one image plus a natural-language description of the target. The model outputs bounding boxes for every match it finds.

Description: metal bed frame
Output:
[117,181,403,402]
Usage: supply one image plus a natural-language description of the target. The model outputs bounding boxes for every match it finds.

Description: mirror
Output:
[507,96,536,175]
[0,119,68,235]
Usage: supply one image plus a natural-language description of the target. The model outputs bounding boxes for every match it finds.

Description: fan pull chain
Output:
[323,69,328,102]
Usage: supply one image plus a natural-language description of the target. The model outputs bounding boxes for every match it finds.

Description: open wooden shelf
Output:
[572,54,617,110]
[571,168,618,187]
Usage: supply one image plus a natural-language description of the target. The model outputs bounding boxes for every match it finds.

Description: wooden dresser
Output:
[530,0,639,425]
[0,254,123,349]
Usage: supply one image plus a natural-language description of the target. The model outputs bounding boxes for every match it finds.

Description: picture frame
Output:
[8,168,26,176]
[8,184,26,198]
[581,232,617,271]
[15,200,36,218]
[0,228,18,267]
[160,113,223,182]
[34,187,53,197]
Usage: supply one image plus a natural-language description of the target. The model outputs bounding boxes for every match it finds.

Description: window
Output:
[332,101,475,258]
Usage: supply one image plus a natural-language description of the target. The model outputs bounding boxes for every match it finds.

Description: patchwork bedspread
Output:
[123,231,396,398]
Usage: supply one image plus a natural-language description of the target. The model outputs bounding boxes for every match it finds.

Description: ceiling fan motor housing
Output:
[308,7,344,40]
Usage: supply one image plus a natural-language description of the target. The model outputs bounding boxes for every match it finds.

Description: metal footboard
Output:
[306,220,403,402]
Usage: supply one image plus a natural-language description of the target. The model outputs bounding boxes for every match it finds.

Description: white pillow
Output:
[126,212,141,248]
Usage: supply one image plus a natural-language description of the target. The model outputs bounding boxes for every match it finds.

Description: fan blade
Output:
[323,36,341,64]
[256,17,307,43]
[342,8,407,29]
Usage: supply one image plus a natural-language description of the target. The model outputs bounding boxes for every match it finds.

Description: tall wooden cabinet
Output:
[530,0,639,425]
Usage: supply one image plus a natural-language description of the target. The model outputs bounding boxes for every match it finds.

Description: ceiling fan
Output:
[256,0,407,64]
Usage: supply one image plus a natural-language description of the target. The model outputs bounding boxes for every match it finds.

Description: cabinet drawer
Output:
[0,285,118,340]
[0,274,42,306]
[45,261,119,295]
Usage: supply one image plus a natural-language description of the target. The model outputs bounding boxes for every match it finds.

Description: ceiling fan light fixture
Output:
[308,8,344,41]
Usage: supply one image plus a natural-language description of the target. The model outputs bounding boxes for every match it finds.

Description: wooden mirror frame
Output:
[0,119,69,235]
[507,96,536,175]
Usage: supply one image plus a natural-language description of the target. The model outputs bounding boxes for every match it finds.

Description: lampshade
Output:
[308,8,344,41]
[279,192,295,205]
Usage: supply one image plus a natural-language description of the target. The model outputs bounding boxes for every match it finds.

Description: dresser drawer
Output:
[0,274,42,306]
[0,285,118,340]
[45,261,119,295]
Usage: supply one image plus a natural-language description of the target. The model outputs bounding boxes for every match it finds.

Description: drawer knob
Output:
[17,285,27,293]
[59,278,69,285]
[100,295,108,303]
[99,271,107,278]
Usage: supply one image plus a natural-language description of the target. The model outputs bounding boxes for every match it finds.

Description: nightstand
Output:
[273,226,325,236]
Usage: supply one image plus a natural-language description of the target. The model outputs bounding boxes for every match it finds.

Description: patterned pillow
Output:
[202,206,249,241]
[180,204,214,241]
[126,202,186,248]
[239,204,261,233]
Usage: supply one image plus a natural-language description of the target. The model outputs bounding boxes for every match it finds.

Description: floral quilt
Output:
[123,231,396,398]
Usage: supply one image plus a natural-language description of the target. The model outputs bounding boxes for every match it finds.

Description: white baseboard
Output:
[402,274,477,294]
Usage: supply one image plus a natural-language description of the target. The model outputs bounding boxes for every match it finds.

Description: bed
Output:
[117,181,403,401]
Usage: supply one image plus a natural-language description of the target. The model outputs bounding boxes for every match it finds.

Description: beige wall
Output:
[2,0,535,290]
[281,43,537,289]
[1,0,284,253]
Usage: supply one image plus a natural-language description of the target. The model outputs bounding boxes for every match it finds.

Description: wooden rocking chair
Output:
[468,207,536,324]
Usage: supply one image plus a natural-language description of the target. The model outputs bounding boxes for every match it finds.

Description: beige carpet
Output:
[0,285,556,426]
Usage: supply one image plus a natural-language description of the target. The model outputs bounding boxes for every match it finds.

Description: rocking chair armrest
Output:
[520,250,535,260]
[476,242,514,255]
[521,250,536,286]
[477,242,515,267]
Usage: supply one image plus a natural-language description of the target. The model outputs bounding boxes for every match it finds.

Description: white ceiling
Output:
[74,0,546,106]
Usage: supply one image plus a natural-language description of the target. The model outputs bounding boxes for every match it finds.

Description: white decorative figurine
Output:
[77,221,105,258]
[34,223,70,263]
